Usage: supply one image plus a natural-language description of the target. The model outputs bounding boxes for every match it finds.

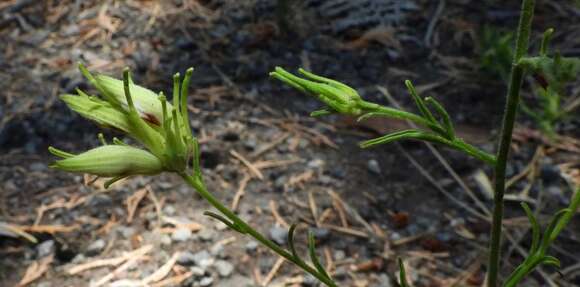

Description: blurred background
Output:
[1,0,579,286]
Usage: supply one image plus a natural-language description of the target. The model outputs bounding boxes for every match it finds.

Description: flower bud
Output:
[95,74,171,126]
[50,145,164,177]
[60,92,131,133]
[269,67,362,115]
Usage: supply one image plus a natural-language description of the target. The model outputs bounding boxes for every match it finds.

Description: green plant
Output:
[270,0,580,286]
[48,1,580,286]
[520,29,580,137]
[50,64,337,286]
[479,24,515,82]
[481,26,580,137]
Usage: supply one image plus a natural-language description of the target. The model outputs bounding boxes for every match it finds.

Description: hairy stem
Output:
[488,0,535,286]
[179,172,337,287]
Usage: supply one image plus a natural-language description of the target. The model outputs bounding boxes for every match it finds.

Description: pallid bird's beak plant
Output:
[50,64,338,286]
[271,0,580,286]
[49,1,579,287]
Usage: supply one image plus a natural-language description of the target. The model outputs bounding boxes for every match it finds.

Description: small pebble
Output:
[245,241,258,253]
[269,226,288,245]
[390,232,401,241]
[367,159,381,174]
[172,228,192,242]
[193,250,214,268]
[334,250,346,261]
[86,239,106,255]
[177,251,197,266]
[214,260,234,277]
[197,229,215,242]
[117,226,135,239]
[37,240,55,258]
[163,205,176,215]
[199,276,214,287]
[210,244,225,258]
[190,266,206,277]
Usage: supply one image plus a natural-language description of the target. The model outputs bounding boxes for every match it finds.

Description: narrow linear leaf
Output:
[360,129,450,149]
[104,176,126,189]
[520,202,540,253]
[398,258,410,287]
[540,208,570,250]
[298,68,358,97]
[192,138,201,175]
[541,255,561,269]
[204,211,246,234]
[551,187,580,240]
[112,137,128,146]
[311,108,334,117]
[404,80,437,124]
[308,232,331,280]
[425,97,455,139]
[48,146,75,159]
[540,28,554,56]
[287,224,302,261]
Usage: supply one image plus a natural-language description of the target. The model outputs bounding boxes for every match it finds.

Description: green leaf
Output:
[425,96,455,139]
[104,176,126,189]
[204,211,247,234]
[540,208,570,251]
[398,258,410,287]
[48,146,75,159]
[192,138,201,176]
[520,202,540,253]
[360,129,450,149]
[287,224,301,261]
[551,187,580,240]
[180,68,194,139]
[310,108,334,117]
[405,80,436,124]
[308,231,331,280]
[540,28,554,56]
[541,255,561,269]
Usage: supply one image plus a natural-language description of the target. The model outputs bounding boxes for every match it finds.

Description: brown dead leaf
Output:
[342,26,401,50]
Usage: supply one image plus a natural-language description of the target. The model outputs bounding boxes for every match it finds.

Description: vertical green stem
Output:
[488,1,535,286]
[179,172,338,287]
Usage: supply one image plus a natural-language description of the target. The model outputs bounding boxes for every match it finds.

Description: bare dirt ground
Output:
[1,1,580,286]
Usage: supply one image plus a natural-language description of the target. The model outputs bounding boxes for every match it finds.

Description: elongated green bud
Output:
[50,145,164,177]
[95,74,172,125]
[269,67,362,115]
[60,92,131,133]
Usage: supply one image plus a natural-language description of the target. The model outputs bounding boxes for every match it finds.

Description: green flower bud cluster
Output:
[49,64,199,187]
[270,67,363,116]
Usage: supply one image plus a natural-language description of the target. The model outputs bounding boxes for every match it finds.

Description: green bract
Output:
[94,74,172,125]
[50,64,197,183]
[60,91,131,133]
[50,145,163,177]
[270,67,363,115]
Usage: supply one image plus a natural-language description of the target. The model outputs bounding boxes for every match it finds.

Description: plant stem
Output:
[359,100,433,127]
[503,254,542,287]
[452,138,496,166]
[179,172,338,287]
[488,1,535,286]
